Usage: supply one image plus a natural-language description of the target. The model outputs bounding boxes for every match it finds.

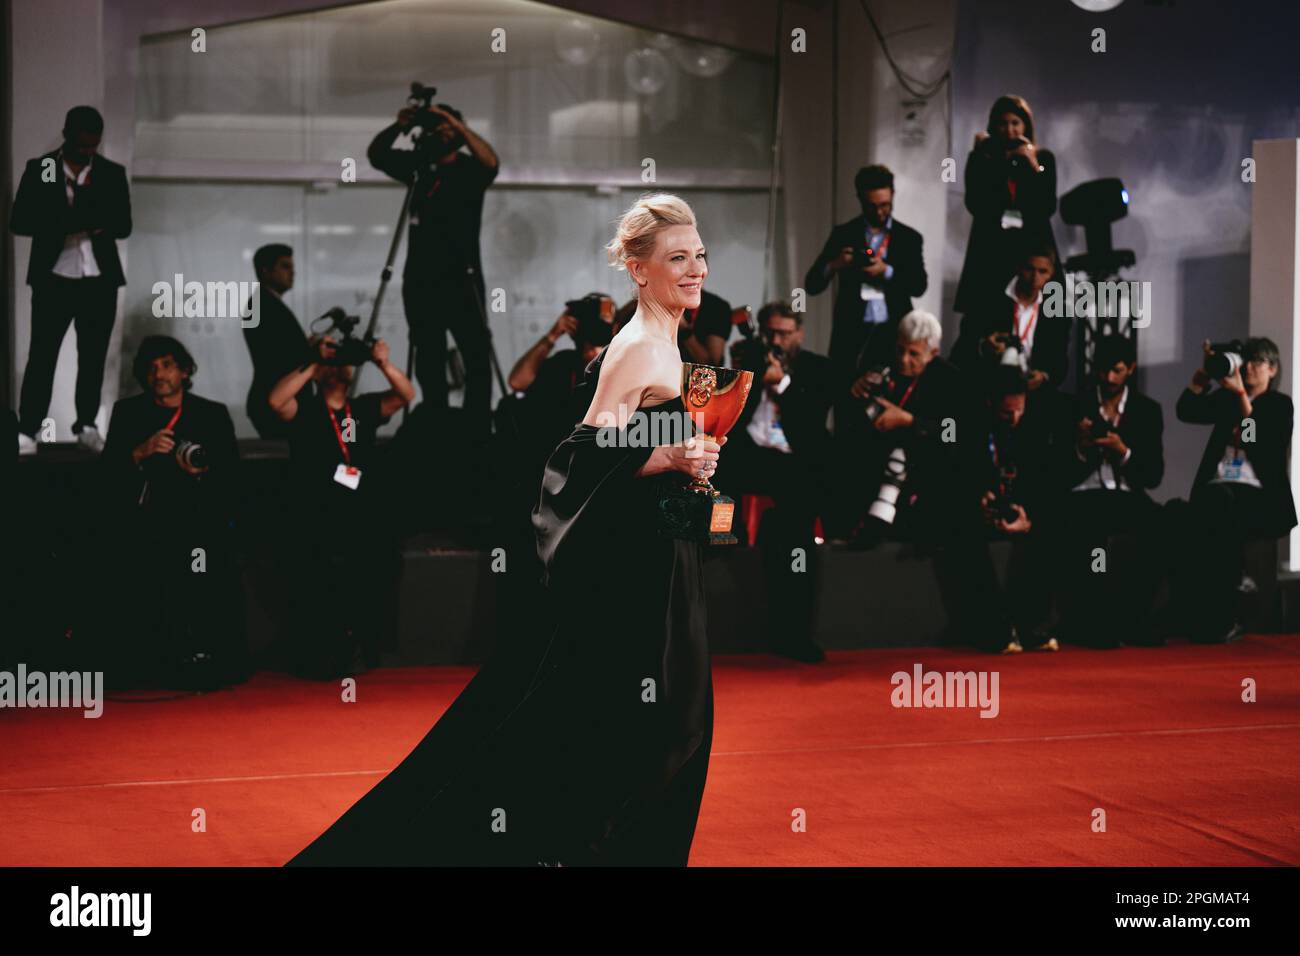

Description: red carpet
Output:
[3,636,1298,866]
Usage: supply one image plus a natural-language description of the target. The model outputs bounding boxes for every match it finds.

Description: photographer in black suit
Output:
[804,164,928,406]
[1170,337,1297,644]
[950,242,1069,395]
[100,336,244,688]
[12,106,132,455]
[369,94,499,434]
[1052,335,1165,648]
[725,302,835,663]
[839,311,969,548]
[243,244,315,439]
[936,366,1057,654]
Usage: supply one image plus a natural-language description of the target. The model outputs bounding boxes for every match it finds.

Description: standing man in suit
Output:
[725,301,835,662]
[950,242,1069,394]
[1052,335,1165,647]
[804,164,928,406]
[12,106,132,455]
[243,243,314,439]
[1171,337,1297,644]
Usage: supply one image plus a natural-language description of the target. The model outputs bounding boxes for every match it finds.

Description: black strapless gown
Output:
[287,366,713,866]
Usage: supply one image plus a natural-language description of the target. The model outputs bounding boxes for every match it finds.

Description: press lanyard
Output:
[1015,299,1039,344]
[865,229,891,261]
[895,377,919,408]
[327,400,353,464]
[163,400,182,431]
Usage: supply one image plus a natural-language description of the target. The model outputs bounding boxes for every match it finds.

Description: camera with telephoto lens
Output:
[1204,341,1245,380]
[987,332,1027,372]
[859,365,893,424]
[866,446,909,527]
[564,294,613,348]
[314,307,375,366]
[852,245,880,272]
[174,440,207,470]
[729,306,785,372]
[987,462,1020,524]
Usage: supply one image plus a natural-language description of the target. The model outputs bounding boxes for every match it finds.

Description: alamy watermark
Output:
[0,664,104,718]
[150,274,260,328]
[1042,275,1151,328]
[593,405,707,448]
[891,662,1000,718]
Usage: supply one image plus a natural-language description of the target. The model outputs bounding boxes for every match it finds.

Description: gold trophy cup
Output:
[658,363,754,545]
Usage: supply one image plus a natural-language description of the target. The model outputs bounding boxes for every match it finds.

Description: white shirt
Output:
[747,373,793,454]
[1072,386,1133,492]
[1003,276,1041,361]
[52,155,101,279]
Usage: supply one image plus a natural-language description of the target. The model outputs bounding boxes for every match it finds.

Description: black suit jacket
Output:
[11,150,132,287]
[1176,387,1298,536]
[243,289,311,437]
[102,392,239,510]
[804,216,927,381]
[733,349,834,460]
[1054,387,1164,496]
[950,291,1070,389]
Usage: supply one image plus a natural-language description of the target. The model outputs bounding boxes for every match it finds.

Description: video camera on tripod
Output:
[405,82,464,157]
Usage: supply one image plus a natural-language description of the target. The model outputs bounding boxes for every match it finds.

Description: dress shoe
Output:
[76,425,105,453]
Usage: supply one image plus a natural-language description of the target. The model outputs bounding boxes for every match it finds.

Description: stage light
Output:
[1060,177,1135,278]
[1070,0,1125,11]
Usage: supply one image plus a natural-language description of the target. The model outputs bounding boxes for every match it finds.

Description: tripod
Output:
[360,173,509,430]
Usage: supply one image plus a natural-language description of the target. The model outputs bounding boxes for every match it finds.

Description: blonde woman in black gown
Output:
[287,193,723,866]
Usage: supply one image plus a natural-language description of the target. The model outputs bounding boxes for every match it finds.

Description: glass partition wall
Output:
[128,0,777,435]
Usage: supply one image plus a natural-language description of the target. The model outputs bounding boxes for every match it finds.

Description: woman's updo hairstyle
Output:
[605,193,697,285]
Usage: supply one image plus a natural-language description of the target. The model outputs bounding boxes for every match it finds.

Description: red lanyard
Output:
[327,400,353,464]
[895,377,919,408]
[1014,299,1039,343]
[865,229,891,261]
[1006,177,1017,205]
[163,400,182,431]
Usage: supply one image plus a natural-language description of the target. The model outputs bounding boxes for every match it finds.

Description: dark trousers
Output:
[722,436,825,648]
[1054,490,1163,646]
[935,528,1054,651]
[19,276,118,436]
[1170,482,1273,640]
[402,273,492,432]
[287,495,401,676]
[103,501,247,688]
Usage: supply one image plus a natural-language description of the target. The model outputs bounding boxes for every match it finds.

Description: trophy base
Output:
[658,485,739,546]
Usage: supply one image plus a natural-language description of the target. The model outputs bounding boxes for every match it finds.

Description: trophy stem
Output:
[687,431,720,495]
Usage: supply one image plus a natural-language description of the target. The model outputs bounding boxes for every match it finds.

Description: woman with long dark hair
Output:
[954,94,1060,317]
